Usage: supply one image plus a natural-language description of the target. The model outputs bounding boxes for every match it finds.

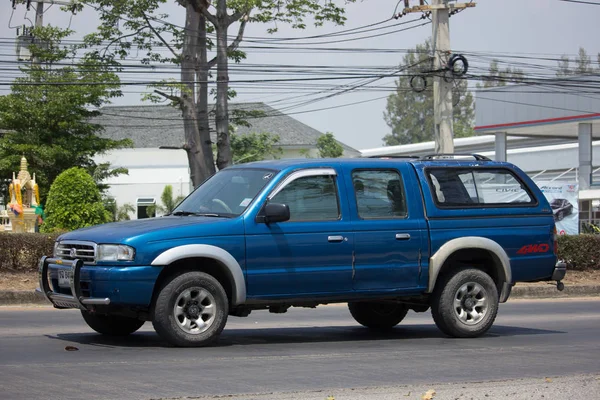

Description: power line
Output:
[558,0,600,5]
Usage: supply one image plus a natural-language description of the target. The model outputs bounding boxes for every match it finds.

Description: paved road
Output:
[0,299,599,400]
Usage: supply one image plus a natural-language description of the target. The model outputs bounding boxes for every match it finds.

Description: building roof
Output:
[92,102,358,154]
[360,135,570,158]
[475,75,600,138]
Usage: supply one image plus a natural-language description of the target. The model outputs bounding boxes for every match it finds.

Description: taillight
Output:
[553,225,558,256]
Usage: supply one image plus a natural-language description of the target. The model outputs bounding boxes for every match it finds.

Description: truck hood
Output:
[57,216,239,244]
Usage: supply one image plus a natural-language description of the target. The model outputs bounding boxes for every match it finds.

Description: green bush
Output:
[0,233,60,272]
[41,167,111,233]
[557,234,600,271]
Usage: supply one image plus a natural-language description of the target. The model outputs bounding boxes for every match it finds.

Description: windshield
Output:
[173,168,276,217]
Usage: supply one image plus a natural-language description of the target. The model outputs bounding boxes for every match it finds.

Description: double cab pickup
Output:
[37,155,566,347]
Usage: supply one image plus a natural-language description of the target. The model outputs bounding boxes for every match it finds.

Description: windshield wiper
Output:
[194,213,231,218]
[170,211,198,216]
[170,210,231,218]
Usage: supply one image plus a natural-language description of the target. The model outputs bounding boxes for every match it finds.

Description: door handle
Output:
[395,233,411,240]
[328,235,345,243]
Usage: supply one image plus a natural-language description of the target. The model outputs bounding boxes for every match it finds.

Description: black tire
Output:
[81,311,144,336]
[557,211,564,221]
[431,267,499,338]
[152,271,228,347]
[348,302,409,330]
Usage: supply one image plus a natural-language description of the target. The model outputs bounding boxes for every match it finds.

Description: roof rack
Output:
[367,155,421,159]
[419,153,491,161]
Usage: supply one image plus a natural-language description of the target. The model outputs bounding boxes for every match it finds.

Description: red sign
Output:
[517,244,550,255]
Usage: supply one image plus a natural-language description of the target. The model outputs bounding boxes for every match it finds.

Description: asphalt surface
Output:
[0,299,599,400]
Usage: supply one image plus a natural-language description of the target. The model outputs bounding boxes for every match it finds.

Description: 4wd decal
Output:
[517,244,550,255]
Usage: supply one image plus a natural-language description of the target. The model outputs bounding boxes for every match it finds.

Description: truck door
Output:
[244,168,354,297]
[346,164,427,290]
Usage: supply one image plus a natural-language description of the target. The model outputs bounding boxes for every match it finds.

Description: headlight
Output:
[97,245,135,261]
[53,241,59,257]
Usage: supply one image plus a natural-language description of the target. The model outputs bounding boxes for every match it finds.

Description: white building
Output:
[94,102,358,219]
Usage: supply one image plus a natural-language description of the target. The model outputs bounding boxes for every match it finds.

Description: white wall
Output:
[95,148,191,218]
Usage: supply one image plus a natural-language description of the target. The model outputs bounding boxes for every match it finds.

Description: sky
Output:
[1,0,599,151]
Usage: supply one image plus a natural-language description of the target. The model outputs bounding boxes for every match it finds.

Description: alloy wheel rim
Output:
[173,287,216,334]
[453,282,488,326]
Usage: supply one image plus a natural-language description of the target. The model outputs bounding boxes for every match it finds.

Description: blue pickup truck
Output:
[37,155,566,347]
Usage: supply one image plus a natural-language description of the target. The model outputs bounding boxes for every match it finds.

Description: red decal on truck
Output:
[517,244,550,255]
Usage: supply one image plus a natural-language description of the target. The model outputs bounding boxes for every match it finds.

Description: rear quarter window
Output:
[427,168,537,207]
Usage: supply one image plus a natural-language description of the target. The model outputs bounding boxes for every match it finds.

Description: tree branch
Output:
[101,27,147,58]
[154,89,181,103]
[198,4,218,26]
[207,15,248,70]
[141,12,180,59]
[227,10,244,26]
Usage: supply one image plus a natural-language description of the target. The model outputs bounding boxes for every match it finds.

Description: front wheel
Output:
[348,302,409,330]
[81,311,145,336]
[431,267,499,338]
[152,271,228,347]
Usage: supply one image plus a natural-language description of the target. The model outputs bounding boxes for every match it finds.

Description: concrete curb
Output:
[0,285,598,306]
[511,284,600,299]
[0,290,49,306]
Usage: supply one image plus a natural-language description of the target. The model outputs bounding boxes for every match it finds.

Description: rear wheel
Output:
[81,311,144,336]
[557,211,564,221]
[348,302,409,330]
[431,267,499,338]
[152,271,228,347]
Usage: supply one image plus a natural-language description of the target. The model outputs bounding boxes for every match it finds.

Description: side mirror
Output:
[263,203,290,224]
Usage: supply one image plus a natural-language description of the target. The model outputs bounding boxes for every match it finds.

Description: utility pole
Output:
[398,1,475,154]
[432,0,453,154]
[34,1,44,29]
[32,1,44,66]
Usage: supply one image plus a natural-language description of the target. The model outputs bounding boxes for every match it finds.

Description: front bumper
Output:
[35,256,161,310]
[552,261,567,281]
[36,256,110,310]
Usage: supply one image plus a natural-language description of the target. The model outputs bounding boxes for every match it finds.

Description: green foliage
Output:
[41,167,111,232]
[383,39,475,146]
[92,163,129,194]
[116,203,136,221]
[299,148,313,158]
[0,233,60,272]
[147,185,185,216]
[556,47,594,77]
[231,132,282,164]
[557,234,600,271]
[85,0,356,174]
[104,197,135,221]
[477,59,525,88]
[317,132,344,158]
[0,26,131,204]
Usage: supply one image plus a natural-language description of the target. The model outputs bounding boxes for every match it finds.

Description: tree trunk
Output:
[196,14,216,176]
[182,4,210,187]
[215,0,232,170]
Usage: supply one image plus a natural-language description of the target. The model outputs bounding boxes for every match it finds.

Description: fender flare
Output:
[427,237,512,294]
[151,244,246,305]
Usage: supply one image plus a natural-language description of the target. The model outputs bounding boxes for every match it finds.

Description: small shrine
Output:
[7,156,42,233]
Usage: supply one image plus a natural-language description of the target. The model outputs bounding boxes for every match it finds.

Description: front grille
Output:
[55,241,97,264]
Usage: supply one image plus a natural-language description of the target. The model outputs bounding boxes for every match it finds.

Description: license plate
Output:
[58,270,72,287]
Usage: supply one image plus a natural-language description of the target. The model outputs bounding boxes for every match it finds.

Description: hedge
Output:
[0,232,599,273]
[0,233,60,272]
[557,234,600,271]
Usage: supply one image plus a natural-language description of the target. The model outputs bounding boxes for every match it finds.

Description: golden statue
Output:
[7,156,40,233]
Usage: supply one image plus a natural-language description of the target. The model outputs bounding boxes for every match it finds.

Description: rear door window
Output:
[428,168,535,207]
[352,170,407,219]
